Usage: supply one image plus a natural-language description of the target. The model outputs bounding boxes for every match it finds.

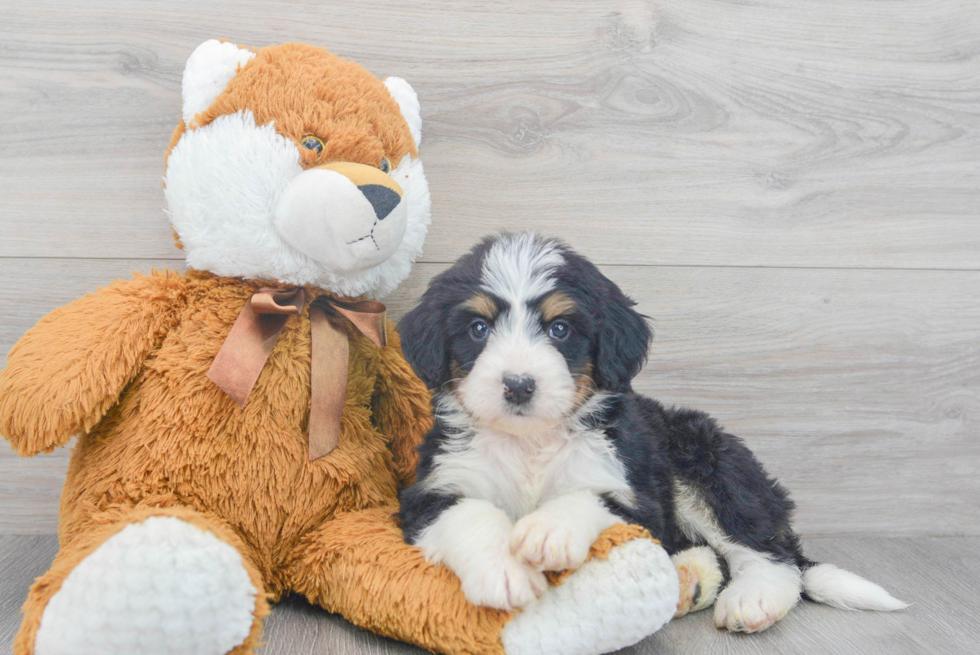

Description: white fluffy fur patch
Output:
[182,40,255,126]
[501,536,678,655]
[480,232,564,305]
[510,490,620,571]
[34,516,258,655]
[457,319,576,434]
[384,77,422,149]
[713,547,803,633]
[803,563,908,611]
[164,110,430,297]
[415,498,547,610]
[423,394,634,521]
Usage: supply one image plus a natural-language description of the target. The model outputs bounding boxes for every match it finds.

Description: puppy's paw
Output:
[675,565,702,618]
[458,554,548,611]
[672,546,723,618]
[510,512,592,572]
[713,569,801,633]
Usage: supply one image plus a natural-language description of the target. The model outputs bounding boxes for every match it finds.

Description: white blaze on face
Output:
[457,234,578,434]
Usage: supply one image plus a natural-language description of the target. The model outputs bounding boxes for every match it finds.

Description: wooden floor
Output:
[2,535,977,654]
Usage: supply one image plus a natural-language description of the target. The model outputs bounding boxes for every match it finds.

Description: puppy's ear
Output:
[594,289,651,393]
[397,291,448,389]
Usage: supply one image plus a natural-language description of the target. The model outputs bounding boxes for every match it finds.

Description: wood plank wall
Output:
[1,1,977,536]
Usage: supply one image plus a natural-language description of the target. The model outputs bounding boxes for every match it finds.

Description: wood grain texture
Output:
[1,1,978,540]
[2,535,978,655]
[0,0,977,267]
[2,259,977,536]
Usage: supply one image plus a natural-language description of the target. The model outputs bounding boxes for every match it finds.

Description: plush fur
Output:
[0,41,443,655]
[34,515,259,655]
[165,41,431,298]
[0,271,439,654]
[398,232,908,633]
[3,43,685,655]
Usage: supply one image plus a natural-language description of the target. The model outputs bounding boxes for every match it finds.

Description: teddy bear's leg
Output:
[14,506,268,655]
[286,506,511,655]
[286,508,678,655]
[501,523,679,655]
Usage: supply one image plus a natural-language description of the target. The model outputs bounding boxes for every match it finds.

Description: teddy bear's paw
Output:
[671,545,723,617]
[509,512,592,572]
[34,516,260,655]
[501,536,678,655]
[459,552,548,611]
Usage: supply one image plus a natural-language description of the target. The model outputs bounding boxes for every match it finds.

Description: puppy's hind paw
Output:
[713,562,802,633]
[671,546,723,618]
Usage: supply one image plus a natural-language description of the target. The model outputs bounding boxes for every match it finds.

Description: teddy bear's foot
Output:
[500,530,679,655]
[672,545,723,618]
[32,515,263,655]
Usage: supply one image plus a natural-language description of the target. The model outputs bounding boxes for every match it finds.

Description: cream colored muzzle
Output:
[273,161,407,274]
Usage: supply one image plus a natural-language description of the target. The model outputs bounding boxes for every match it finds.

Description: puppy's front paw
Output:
[510,513,592,572]
[458,554,548,611]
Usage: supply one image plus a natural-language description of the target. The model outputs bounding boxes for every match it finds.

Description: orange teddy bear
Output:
[0,41,677,655]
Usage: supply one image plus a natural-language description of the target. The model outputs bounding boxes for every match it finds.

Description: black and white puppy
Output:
[397,232,906,631]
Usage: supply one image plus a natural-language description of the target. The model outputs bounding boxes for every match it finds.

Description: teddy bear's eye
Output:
[301,136,324,155]
[379,157,391,174]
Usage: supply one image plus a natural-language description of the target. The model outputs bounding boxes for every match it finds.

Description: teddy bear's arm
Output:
[0,271,186,457]
[372,323,433,486]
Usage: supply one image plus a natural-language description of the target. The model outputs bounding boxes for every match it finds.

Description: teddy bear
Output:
[0,40,678,655]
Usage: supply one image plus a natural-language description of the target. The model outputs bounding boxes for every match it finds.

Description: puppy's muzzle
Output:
[273,161,407,274]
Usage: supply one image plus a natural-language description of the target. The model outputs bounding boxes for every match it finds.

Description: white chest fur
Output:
[423,416,634,521]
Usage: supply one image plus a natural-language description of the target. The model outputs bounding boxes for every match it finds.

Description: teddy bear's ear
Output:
[181,40,255,125]
[384,77,422,149]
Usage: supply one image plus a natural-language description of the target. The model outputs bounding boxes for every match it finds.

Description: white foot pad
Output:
[35,516,259,655]
[501,538,679,655]
[713,560,802,633]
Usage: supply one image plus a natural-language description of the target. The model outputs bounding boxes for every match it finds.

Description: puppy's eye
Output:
[469,319,490,340]
[548,320,571,341]
[301,136,324,155]
[379,156,391,173]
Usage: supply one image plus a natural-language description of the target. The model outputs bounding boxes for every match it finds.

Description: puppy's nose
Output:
[503,375,535,406]
[358,184,401,220]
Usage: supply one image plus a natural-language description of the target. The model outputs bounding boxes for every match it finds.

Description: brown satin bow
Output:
[207,288,387,461]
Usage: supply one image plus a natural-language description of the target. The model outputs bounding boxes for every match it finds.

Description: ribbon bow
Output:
[207,288,387,461]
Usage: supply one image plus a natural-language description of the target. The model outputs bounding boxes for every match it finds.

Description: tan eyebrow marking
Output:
[461,292,498,318]
[540,291,578,322]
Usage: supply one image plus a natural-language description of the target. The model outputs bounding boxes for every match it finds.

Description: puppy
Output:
[397,232,906,631]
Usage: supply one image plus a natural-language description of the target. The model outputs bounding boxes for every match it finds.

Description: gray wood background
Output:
[0,0,977,539]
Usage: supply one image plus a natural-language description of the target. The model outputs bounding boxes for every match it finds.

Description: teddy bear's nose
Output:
[273,160,409,274]
[358,184,401,220]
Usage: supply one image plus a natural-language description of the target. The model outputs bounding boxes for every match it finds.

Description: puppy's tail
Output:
[801,561,908,611]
